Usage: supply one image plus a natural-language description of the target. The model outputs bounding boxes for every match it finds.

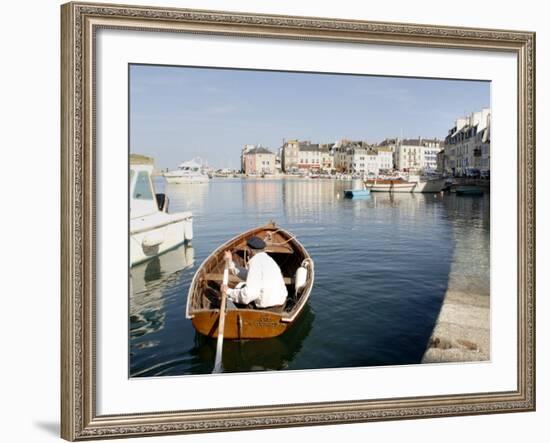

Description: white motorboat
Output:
[163,159,209,184]
[130,160,193,266]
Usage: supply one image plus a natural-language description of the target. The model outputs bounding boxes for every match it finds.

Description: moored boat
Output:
[344,188,371,198]
[406,175,447,193]
[130,157,193,266]
[185,222,314,339]
[163,159,209,184]
[365,176,446,193]
[364,178,416,193]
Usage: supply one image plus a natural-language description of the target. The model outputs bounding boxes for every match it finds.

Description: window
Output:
[133,171,153,200]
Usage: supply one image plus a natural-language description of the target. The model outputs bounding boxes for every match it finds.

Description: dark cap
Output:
[246,236,266,250]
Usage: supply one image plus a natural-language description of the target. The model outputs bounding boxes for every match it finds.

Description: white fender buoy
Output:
[142,230,164,248]
[295,266,308,292]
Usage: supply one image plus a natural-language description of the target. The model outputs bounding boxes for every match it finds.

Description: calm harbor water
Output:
[130,178,490,377]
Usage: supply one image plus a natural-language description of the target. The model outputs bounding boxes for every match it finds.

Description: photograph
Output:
[128,64,491,377]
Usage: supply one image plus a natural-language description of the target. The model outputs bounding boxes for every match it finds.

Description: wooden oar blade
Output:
[213,358,223,373]
[212,266,229,373]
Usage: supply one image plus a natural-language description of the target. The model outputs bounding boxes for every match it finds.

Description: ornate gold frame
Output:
[61,2,536,440]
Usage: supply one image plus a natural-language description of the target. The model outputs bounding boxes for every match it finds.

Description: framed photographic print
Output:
[61,1,536,440]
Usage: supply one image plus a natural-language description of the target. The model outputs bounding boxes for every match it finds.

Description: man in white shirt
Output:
[221,236,288,309]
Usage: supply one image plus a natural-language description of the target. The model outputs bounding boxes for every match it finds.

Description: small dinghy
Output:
[185,222,314,339]
[344,188,371,198]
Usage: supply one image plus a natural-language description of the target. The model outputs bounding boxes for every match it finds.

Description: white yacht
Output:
[130,159,193,266]
[163,159,209,184]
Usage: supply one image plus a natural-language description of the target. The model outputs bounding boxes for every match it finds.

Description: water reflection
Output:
[282,179,344,223]
[242,180,281,215]
[164,182,210,212]
[130,244,195,339]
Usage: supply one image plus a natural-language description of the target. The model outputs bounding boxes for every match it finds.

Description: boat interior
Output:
[190,229,310,315]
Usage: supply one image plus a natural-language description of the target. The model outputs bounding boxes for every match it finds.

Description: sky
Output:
[129,64,490,170]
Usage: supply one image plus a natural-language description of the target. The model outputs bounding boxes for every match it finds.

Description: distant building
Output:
[243,146,277,175]
[378,138,399,153]
[332,140,363,172]
[240,144,256,173]
[375,146,394,171]
[394,138,441,172]
[474,124,491,173]
[319,144,335,171]
[364,149,380,175]
[281,140,300,172]
[421,140,441,171]
[297,142,321,170]
[436,148,446,174]
[444,108,491,176]
[275,150,282,173]
[394,139,422,171]
[348,145,369,174]
[377,138,399,171]
[282,140,335,172]
[332,140,349,172]
[332,140,382,175]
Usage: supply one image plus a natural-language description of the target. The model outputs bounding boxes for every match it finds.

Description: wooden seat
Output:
[266,244,294,254]
[204,273,293,285]
[233,244,294,254]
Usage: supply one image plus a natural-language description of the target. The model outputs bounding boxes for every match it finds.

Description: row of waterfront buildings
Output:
[240,107,491,177]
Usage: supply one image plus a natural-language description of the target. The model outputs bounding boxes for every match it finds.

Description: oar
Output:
[212,262,229,373]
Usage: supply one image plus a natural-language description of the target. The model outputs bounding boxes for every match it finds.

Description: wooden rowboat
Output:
[185,222,314,339]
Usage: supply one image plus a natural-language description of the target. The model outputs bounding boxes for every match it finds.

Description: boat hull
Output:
[192,309,293,339]
[366,182,416,192]
[186,223,314,339]
[365,178,445,193]
[130,212,193,266]
[411,179,446,193]
[344,189,370,198]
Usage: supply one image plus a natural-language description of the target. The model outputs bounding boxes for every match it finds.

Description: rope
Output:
[263,229,297,247]
[267,235,297,247]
